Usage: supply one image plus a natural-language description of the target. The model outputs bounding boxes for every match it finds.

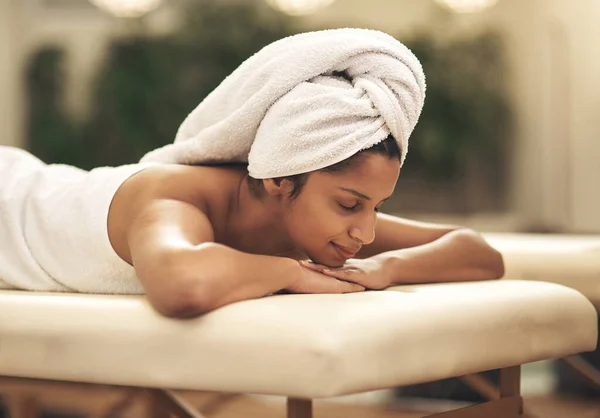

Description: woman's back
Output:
[0,146,152,293]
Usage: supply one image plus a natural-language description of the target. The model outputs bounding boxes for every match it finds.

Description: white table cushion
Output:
[0,280,596,398]
[484,233,600,306]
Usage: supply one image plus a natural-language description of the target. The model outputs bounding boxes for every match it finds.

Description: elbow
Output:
[140,245,226,319]
[486,247,505,280]
[453,228,505,281]
[475,231,505,280]
[150,281,217,319]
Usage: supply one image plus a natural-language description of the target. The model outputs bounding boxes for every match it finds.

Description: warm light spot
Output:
[265,0,337,16]
[435,0,498,14]
[89,0,162,18]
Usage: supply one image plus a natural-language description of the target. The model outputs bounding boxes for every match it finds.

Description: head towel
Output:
[140,28,426,178]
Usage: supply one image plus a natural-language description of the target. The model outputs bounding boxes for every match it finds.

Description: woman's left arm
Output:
[310,214,504,289]
[361,213,504,285]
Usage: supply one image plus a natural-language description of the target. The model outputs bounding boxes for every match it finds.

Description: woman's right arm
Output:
[109,167,363,318]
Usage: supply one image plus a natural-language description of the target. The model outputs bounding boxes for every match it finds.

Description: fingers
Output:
[320,268,344,278]
[321,268,370,289]
[321,267,355,282]
[298,260,328,273]
[335,279,365,293]
[295,261,364,293]
[295,269,364,294]
[311,273,364,293]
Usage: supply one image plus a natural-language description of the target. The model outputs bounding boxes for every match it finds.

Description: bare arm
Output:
[109,167,363,318]
[356,214,463,257]
[355,213,504,285]
[376,227,504,285]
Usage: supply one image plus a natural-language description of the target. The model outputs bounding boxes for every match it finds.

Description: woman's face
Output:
[281,153,400,267]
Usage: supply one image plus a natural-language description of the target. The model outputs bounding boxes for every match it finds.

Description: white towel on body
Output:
[140,28,426,178]
[0,146,152,294]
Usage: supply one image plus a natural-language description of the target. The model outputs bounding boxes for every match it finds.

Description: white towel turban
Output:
[140,28,426,178]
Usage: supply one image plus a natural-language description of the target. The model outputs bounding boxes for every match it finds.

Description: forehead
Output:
[308,154,400,196]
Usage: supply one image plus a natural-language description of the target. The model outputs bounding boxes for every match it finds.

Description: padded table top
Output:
[484,233,600,307]
[0,280,596,398]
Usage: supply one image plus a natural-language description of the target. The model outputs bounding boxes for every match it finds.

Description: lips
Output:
[331,242,359,259]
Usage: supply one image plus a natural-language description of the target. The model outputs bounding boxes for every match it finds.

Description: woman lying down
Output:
[0,28,504,318]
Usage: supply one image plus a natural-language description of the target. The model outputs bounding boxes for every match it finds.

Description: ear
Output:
[262,177,294,197]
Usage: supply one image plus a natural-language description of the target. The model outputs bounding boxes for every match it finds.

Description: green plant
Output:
[25,48,85,165]
[26,1,296,169]
[400,31,512,182]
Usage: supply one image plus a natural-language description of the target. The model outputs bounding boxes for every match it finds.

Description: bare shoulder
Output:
[108,163,245,263]
[117,163,244,207]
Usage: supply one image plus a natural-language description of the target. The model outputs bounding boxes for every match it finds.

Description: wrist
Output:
[281,257,304,291]
[373,251,405,286]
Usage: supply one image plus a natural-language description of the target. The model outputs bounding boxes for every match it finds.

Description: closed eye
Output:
[339,202,382,213]
[338,187,390,214]
[339,203,360,212]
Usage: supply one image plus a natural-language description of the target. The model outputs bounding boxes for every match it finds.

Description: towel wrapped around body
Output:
[0,146,150,293]
[141,28,426,178]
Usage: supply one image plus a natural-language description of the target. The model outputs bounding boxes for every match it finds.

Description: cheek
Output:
[288,200,346,242]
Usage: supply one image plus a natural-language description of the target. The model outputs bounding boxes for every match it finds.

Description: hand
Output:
[286,261,365,294]
[299,256,391,290]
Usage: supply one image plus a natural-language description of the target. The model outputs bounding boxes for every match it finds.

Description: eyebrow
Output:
[339,187,392,203]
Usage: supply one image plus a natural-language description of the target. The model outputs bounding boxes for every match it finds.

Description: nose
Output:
[349,213,376,245]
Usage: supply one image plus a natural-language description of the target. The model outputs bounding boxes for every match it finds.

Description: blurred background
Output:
[1,0,599,234]
[0,0,599,417]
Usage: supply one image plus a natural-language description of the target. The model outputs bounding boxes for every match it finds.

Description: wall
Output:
[544,0,600,232]
[0,0,21,147]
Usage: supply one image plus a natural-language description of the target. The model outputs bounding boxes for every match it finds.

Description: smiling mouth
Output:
[331,242,358,259]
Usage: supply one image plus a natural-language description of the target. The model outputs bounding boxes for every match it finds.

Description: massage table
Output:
[483,233,600,309]
[483,232,600,392]
[0,279,597,418]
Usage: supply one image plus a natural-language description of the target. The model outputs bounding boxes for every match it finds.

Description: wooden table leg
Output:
[287,398,312,418]
[5,394,40,418]
[147,389,206,418]
[425,396,522,418]
[425,366,523,418]
[97,389,141,418]
[499,366,521,398]
[562,355,600,389]
[459,373,500,401]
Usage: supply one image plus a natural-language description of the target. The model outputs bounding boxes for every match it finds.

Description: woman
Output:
[0,28,504,318]
[108,135,504,318]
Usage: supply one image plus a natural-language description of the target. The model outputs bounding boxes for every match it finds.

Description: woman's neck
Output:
[226,176,297,256]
